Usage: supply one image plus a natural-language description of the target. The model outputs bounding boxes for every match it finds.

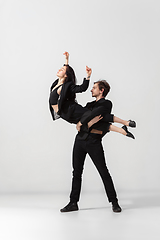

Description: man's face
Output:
[91,83,103,97]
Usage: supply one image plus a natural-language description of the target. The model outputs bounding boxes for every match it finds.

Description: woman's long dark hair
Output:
[64,65,77,101]
[64,65,77,84]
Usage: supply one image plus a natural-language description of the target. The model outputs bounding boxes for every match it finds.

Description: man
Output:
[60,80,122,213]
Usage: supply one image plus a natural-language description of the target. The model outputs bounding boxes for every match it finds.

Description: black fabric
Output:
[49,84,62,105]
[49,78,89,121]
[70,135,118,203]
[77,98,114,140]
[69,98,118,203]
[81,98,114,124]
[60,101,114,126]
[49,81,115,129]
[80,106,114,125]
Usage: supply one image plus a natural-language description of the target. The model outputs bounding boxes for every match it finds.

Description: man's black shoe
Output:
[112,201,122,213]
[60,202,79,212]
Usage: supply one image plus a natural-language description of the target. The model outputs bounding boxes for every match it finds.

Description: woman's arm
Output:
[63,52,69,65]
[63,52,91,93]
[69,66,92,93]
[86,66,92,80]
[63,52,91,79]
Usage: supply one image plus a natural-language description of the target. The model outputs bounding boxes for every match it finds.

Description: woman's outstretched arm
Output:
[63,52,91,93]
[69,66,92,93]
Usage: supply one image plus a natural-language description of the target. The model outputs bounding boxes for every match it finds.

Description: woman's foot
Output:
[122,125,135,139]
[127,120,136,128]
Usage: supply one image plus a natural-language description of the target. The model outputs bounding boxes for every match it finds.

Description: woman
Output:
[49,52,91,123]
[49,52,136,138]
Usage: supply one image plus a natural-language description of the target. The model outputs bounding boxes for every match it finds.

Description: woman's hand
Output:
[86,66,92,80]
[63,52,69,65]
[63,52,69,59]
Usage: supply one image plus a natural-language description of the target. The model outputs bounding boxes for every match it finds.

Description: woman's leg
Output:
[81,107,136,128]
[113,116,129,126]
[113,116,129,127]
[87,115,136,130]
[109,124,135,139]
[103,115,135,127]
[109,125,126,135]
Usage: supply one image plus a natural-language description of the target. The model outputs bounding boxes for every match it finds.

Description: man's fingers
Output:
[99,115,103,120]
[94,115,103,122]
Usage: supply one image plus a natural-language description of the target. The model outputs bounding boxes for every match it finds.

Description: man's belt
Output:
[90,129,103,135]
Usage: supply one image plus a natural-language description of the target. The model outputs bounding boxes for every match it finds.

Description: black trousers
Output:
[70,135,118,203]
[61,102,114,124]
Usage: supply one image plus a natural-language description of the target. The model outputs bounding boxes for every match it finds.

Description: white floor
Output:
[0,191,160,240]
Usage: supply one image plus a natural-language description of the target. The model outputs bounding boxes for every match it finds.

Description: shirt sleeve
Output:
[69,78,89,93]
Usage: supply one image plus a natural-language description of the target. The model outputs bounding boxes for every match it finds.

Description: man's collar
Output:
[96,98,105,103]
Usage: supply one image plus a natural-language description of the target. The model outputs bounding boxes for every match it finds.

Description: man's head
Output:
[91,80,110,99]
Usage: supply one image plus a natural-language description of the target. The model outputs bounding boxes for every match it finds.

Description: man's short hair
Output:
[94,80,110,97]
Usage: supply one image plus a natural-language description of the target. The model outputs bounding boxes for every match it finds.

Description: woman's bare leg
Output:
[113,116,129,126]
[109,124,135,139]
[109,124,127,135]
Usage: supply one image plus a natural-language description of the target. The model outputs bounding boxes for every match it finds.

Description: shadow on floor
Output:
[122,191,160,210]
[80,206,109,211]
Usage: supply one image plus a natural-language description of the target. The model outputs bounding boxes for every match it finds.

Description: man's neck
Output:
[96,96,105,102]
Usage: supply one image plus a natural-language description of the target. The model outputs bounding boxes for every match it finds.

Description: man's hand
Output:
[86,66,92,79]
[76,121,82,132]
[63,52,69,65]
[88,115,103,128]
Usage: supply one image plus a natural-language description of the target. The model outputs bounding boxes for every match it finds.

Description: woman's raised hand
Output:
[63,52,69,65]
[63,52,69,59]
[86,66,92,79]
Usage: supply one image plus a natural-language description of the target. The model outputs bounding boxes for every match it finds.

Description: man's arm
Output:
[87,115,103,128]
[76,100,114,131]
[76,115,104,131]
[78,102,113,127]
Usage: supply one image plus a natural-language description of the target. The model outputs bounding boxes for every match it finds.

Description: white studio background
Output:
[0,0,160,194]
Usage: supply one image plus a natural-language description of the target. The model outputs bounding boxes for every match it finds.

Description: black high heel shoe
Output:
[122,125,135,139]
[128,120,136,128]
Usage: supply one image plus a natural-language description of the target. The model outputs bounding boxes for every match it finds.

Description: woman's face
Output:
[57,66,67,78]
